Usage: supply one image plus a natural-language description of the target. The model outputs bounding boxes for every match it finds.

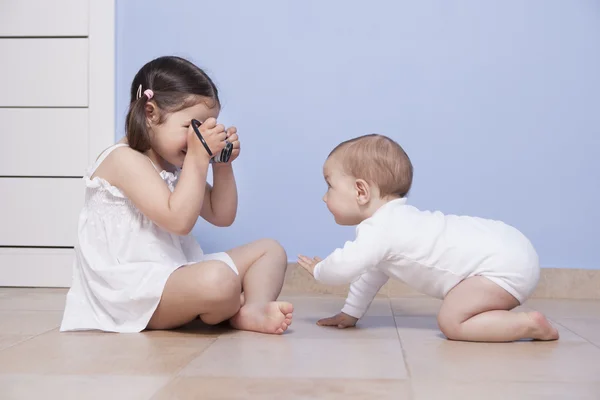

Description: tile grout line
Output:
[524,303,600,348]
[172,335,221,376]
[0,326,59,353]
[390,298,416,400]
[144,335,223,399]
[551,318,600,349]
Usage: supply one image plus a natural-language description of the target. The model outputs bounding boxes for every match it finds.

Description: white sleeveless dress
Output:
[60,144,237,333]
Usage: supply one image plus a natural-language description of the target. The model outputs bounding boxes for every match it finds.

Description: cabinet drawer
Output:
[0,109,89,176]
[0,0,88,37]
[0,38,88,107]
[0,248,74,288]
[0,178,83,246]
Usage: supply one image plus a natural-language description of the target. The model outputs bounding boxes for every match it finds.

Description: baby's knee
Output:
[437,313,461,341]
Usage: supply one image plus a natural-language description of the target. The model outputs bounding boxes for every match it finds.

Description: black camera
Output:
[191,119,233,163]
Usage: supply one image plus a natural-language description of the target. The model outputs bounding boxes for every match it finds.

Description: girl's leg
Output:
[436,276,559,342]
[147,260,241,330]
[225,239,293,334]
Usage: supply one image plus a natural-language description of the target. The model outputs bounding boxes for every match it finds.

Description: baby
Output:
[298,134,559,342]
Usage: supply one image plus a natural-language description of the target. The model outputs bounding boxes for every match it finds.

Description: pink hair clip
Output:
[144,89,154,100]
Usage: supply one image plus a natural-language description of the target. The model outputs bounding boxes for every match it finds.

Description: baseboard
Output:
[1,253,599,300]
[282,263,600,300]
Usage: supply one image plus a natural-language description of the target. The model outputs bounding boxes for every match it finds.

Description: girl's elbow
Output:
[214,215,236,227]
[169,218,196,236]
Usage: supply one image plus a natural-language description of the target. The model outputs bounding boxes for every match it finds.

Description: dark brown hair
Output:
[125,56,220,152]
[329,134,413,197]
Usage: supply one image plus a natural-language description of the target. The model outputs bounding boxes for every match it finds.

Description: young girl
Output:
[298,134,559,342]
[60,56,292,334]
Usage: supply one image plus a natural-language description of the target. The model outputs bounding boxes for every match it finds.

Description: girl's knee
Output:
[259,238,287,263]
[198,261,241,302]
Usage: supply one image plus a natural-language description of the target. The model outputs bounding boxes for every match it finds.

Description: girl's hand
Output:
[297,255,323,277]
[187,118,227,162]
[224,126,240,163]
[317,312,358,329]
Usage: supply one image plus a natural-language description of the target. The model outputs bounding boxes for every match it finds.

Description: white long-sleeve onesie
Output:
[313,198,540,319]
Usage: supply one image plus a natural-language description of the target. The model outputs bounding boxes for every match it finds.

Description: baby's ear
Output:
[355,179,370,205]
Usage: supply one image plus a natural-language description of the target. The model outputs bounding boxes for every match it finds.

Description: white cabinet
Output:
[0,0,115,287]
[0,178,83,247]
[0,0,88,37]
[0,109,89,176]
[0,39,89,107]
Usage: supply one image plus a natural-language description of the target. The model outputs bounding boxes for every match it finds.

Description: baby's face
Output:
[149,100,220,169]
[322,156,363,225]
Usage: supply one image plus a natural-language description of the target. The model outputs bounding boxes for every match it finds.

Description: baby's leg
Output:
[147,260,241,330]
[437,276,559,342]
[226,239,293,335]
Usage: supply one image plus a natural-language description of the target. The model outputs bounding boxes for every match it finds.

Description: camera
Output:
[191,119,233,163]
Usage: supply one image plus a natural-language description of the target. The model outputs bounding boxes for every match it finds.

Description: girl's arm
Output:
[98,119,227,235]
[199,127,240,227]
[200,164,238,227]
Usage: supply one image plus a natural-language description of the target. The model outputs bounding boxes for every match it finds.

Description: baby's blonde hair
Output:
[328,134,413,197]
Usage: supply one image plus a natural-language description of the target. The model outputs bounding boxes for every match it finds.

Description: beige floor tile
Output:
[0,335,31,351]
[0,329,215,375]
[391,297,442,316]
[411,380,600,400]
[0,374,170,400]
[279,296,393,317]
[555,318,600,347]
[226,314,399,340]
[180,337,407,379]
[524,299,600,319]
[223,296,397,340]
[0,288,67,311]
[152,377,410,400]
[406,341,600,382]
[396,316,600,382]
[0,310,63,335]
[0,310,63,352]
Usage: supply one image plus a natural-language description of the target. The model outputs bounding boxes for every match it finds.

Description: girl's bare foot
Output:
[528,311,559,340]
[230,302,293,334]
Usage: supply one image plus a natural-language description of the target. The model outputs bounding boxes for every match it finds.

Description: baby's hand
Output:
[317,312,358,329]
[297,255,322,276]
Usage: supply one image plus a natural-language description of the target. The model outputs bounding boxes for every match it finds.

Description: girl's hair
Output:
[125,56,220,152]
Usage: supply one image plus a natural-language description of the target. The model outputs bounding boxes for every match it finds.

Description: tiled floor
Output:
[0,289,599,399]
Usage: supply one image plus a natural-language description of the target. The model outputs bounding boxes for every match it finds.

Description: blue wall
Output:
[116,0,600,269]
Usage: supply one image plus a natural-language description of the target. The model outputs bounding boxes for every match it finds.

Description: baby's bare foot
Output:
[230,302,293,335]
[528,311,559,341]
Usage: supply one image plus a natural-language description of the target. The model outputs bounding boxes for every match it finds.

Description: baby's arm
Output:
[342,269,389,319]
[98,119,226,235]
[312,219,389,285]
[317,269,389,329]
